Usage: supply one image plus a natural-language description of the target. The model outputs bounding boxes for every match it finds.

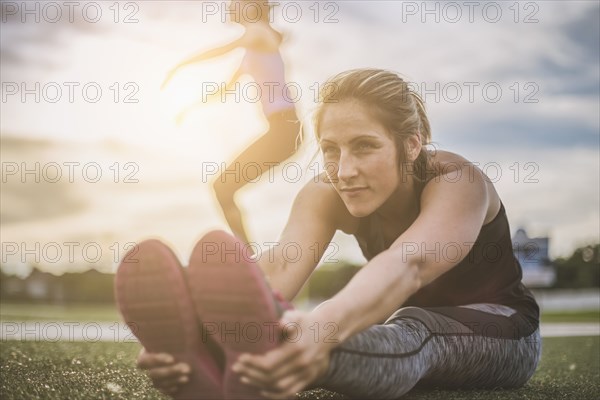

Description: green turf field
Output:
[0,303,121,322]
[540,310,600,323]
[2,303,599,323]
[1,336,598,399]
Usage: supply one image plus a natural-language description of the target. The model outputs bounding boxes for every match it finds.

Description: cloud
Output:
[436,109,599,149]
[562,3,600,65]
[0,137,88,223]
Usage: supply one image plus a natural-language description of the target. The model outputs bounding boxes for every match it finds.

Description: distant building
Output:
[512,228,556,288]
[1,268,65,303]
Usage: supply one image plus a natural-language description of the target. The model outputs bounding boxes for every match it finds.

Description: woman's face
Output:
[318,100,402,217]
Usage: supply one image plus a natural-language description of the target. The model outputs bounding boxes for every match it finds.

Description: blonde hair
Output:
[313,68,433,182]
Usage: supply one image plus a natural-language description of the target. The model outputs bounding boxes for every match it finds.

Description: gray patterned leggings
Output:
[314,303,541,399]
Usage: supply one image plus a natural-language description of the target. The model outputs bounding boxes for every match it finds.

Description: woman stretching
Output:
[117,68,541,399]
[162,0,300,245]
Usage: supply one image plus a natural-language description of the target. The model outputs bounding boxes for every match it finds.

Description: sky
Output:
[1,0,599,276]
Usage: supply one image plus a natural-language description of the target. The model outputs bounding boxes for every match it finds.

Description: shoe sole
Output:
[115,239,222,399]
[188,231,281,400]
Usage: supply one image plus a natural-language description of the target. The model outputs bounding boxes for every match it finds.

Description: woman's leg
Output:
[314,304,541,399]
[213,109,300,244]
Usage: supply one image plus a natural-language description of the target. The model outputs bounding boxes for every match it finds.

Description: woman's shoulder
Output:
[424,149,501,225]
[426,149,490,183]
[242,23,282,52]
[428,149,471,174]
[295,173,359,234]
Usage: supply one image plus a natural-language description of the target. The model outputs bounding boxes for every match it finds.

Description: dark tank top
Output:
[354,202,540,332]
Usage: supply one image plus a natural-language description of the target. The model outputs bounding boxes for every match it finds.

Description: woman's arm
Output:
[204,26,282,102]
[161,36,246,90]
[134,175,343,394]
[175,40,242,69]
[175,24,279,69]
[201,66,245,104]
[311,163,491,344]
[232,165,492,398]
[255,175,346,301]
[162,24,281,90]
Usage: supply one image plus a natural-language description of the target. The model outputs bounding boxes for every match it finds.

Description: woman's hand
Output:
[232,310,335,399]
[137,347,191,396]
[160,68,179,90]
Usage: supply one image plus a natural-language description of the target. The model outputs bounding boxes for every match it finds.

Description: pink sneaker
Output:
[115,239,223,399]
[187,230,293,400]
